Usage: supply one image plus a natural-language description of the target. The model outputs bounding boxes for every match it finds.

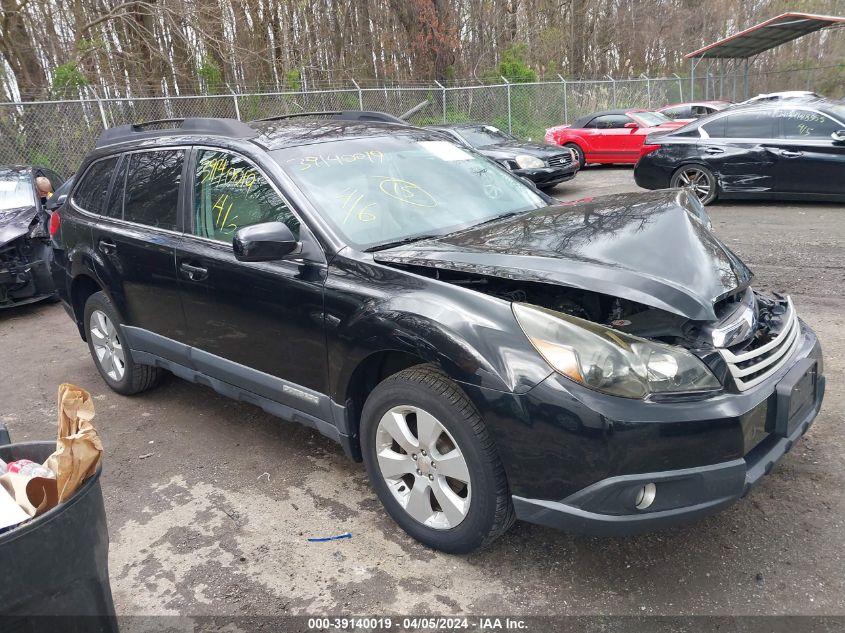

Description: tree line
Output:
[1,0,843,101]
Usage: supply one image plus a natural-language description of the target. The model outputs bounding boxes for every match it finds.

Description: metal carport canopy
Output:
[685,12,845,59]
[683,12,845,99]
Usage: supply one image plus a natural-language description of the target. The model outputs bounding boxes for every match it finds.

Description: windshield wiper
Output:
[364,234,444,252]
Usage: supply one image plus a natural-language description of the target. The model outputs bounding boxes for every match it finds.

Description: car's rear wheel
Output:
[563,143,586,168]
[84,291,161,395]
[671,164,717,205]
[360,365,515,553]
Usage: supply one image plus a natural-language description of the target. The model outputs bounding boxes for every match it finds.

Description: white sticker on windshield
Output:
[419,140,473,162]
[0,181,19,191]
[483,125,500,133]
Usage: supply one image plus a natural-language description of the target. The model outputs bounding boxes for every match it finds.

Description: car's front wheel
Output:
[84,291,162,395]
[563,143,586,169]
[671,164,718,205]
[361,365,515,553]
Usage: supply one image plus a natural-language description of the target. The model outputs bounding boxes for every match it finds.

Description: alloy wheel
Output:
[89,309,126,381]
[676,167,713,203]
[374,405,472,529]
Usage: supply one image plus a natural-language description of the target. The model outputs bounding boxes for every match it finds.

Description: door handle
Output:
[703,146,725,155]
[98,239,117,255]
[780,150,802,158]
[179,262,208,281]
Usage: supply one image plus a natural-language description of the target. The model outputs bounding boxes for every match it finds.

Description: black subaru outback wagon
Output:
[50,114,825,553]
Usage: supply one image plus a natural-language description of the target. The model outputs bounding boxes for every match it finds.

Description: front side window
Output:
[193,150,299,242]
[586,115,632,129]
[275,134,546,250]
[72,157,119,214]
[124,150,183,231]
[777,109,840,139]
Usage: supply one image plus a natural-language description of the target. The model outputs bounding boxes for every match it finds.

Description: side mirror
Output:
[233,222,301,262]
[624,122,639,129]
[831,130,845,142]
[55,193,68,205]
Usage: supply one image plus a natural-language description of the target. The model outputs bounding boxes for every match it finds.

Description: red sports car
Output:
[544,109,686,166]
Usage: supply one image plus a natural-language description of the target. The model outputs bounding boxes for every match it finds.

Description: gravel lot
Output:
[1,166,843,619]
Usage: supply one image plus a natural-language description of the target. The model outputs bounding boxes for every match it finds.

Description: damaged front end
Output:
[0,210,56,308]
[372,189,808,400]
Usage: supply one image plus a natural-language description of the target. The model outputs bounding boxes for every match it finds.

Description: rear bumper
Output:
[633,158,671,190]
[513,365,825,536]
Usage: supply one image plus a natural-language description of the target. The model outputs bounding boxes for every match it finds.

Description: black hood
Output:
[0,205,38,246]
[373,191,752,322]
[478,142,567,160]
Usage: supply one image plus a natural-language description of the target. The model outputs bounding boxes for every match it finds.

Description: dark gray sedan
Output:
[426,123,579,190]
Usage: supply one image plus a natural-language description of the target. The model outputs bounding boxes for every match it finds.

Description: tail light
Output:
[49,211,61,236]
[640,143,662,157]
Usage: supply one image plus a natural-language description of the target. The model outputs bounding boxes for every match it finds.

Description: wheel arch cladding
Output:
[71,274,102,339]
[343,350,433,452]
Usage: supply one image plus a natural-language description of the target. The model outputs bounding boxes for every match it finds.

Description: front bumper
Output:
[0,257,55,308]
[509,337,825,536]
[515,165,578,188]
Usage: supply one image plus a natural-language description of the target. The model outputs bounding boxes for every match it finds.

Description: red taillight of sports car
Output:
[49,211,61,236]
[640,143,661,157]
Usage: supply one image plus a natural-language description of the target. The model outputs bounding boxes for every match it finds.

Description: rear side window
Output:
[103,156,128,218]
[777,109,840,139]
[193,149,299,242]
[72,157,119,214]
[723,113,774,139]
[124,150,184,231]
[701,117,726,138]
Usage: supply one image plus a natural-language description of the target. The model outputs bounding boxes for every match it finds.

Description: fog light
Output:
[634,483,657,510]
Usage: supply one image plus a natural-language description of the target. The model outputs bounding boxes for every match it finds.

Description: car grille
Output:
[719,297,801,391]
[546,153,572,167]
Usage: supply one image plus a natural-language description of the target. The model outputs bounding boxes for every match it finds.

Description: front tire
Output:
[563,143,586,168]
[361,365,515,553]
[84,291,161,395]
[671,164,718,205]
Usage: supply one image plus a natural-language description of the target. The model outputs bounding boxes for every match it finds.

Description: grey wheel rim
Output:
[676,167,713,202]
[90,309,125,381]
[375,405,471,529]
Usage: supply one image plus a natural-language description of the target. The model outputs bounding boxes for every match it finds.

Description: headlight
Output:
[513,303,721,399]
[515,154,545,169]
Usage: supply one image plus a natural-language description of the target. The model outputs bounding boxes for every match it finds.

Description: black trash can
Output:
[0,441,117,632]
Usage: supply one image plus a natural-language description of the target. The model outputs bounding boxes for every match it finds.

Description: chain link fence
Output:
[0,67,837,176]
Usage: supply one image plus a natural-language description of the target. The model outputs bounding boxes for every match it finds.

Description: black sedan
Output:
[0,165,64,308]
[426,123,578,189]
[634,99,845,204]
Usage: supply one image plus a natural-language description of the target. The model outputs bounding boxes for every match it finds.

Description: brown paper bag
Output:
[0,472,58,517]
[44,384,102,502]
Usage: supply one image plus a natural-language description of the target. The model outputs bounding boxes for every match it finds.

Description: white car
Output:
[741,90,822,104]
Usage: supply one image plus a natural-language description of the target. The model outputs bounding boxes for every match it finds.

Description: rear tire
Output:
[564,143,586,169]
[360,365,515,553]
[670,164,718,205]
[83,291,161,395]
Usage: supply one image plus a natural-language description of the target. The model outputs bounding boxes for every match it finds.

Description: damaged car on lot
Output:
[1,166,63,308]
[50,114,825,553]
[425,122,579,190]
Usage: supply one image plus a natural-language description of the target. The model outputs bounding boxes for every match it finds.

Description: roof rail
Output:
[95,117,259,148]
[251,110,407,124]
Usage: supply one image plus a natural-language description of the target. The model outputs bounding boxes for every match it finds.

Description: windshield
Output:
[633,111,671,127]
[275,135,546,250]
[0,172,34,210]
[455,125,514,148]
